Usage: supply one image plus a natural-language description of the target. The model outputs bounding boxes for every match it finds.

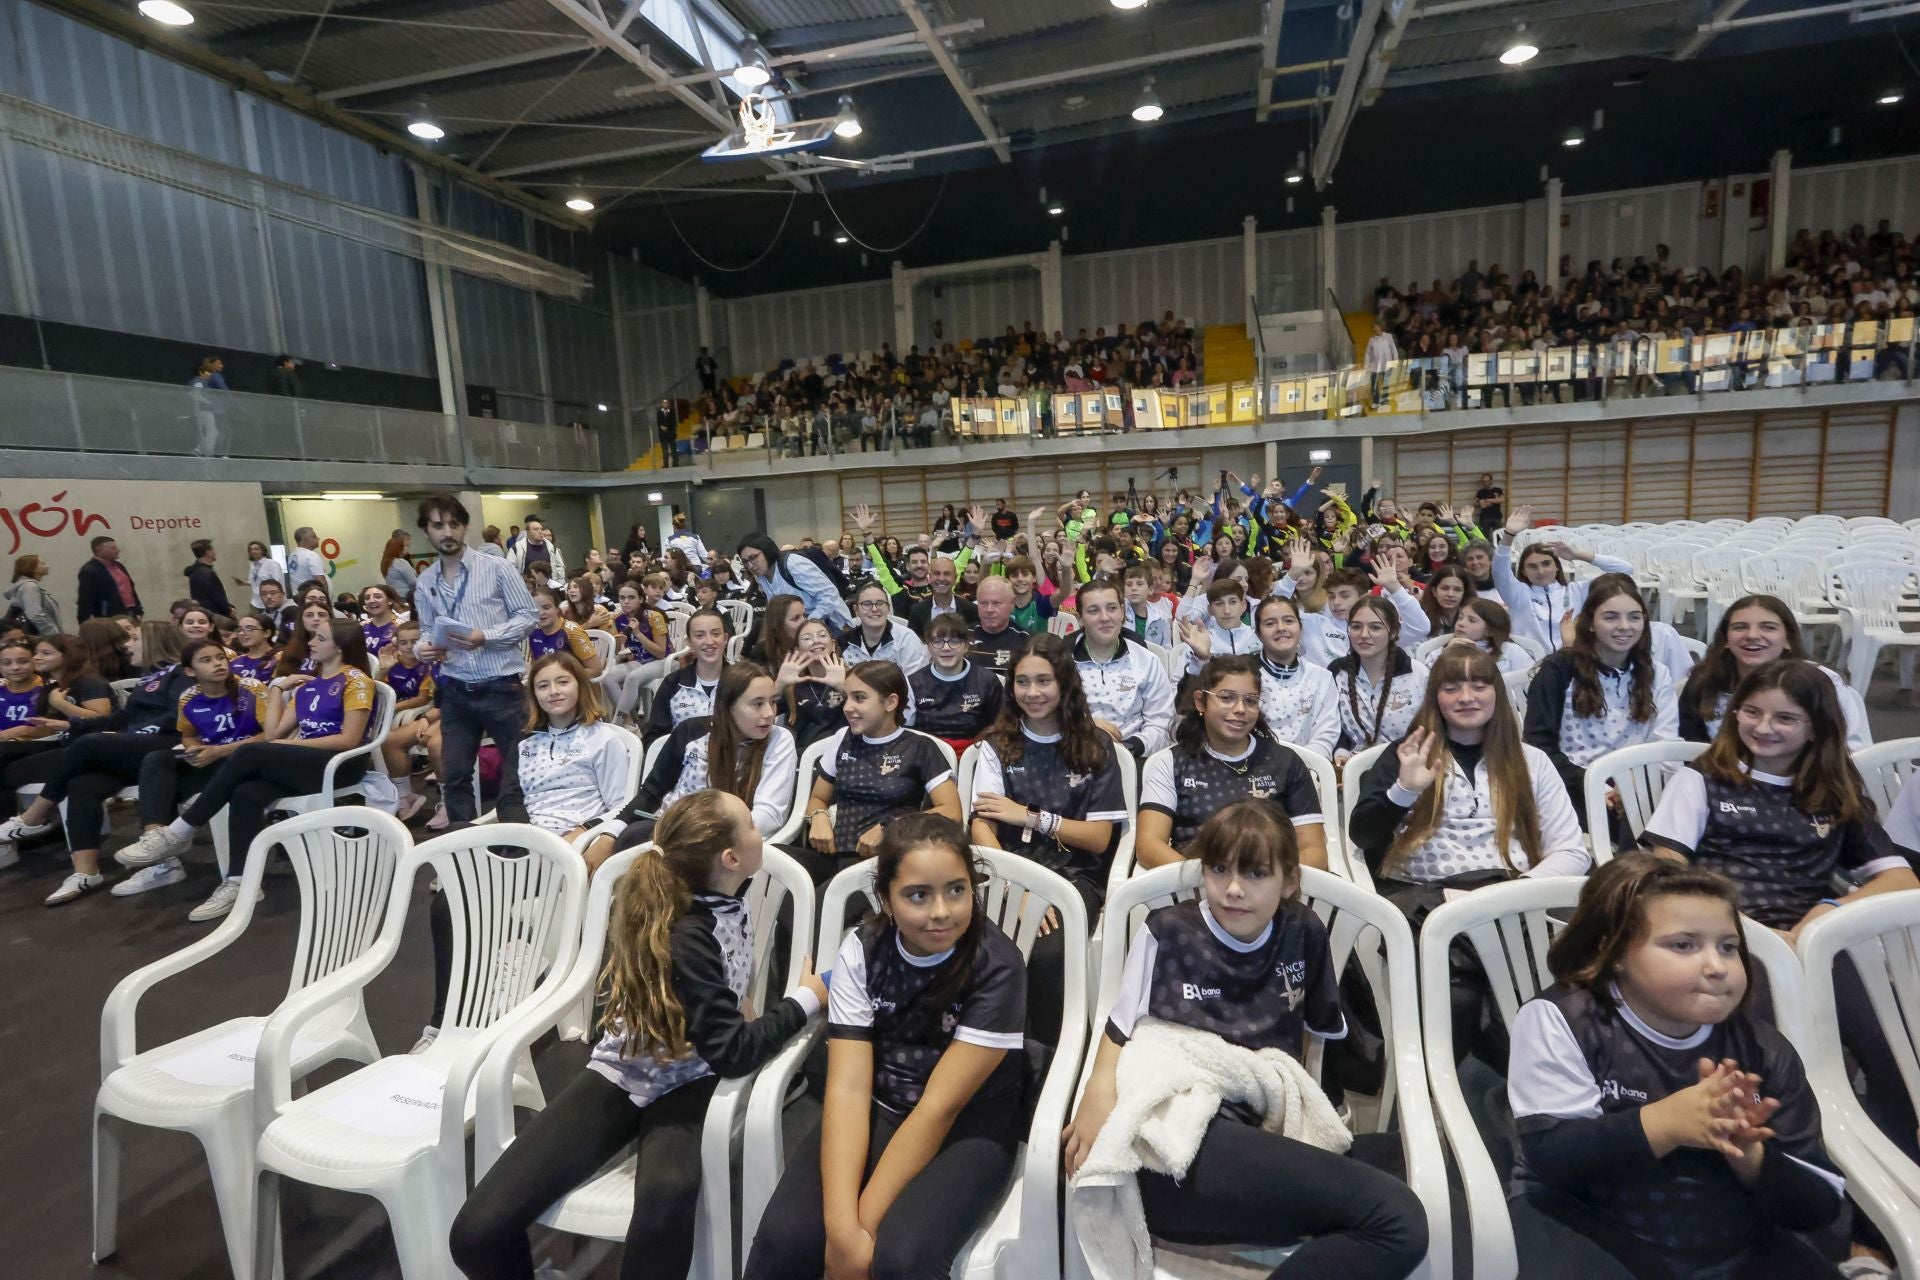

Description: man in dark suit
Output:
[907,556,977,637]
[76,535,141,621]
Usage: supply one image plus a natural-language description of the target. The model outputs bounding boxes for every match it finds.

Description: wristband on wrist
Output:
[1819,898,1843,908]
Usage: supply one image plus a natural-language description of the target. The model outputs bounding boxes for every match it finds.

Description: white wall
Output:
[1335,204,1527,306]
[6,479,268,615]
[724,279,893,376]
[1062,235,1244,337]
[1561,182,1724,279]
[274,497,414,597]
[917,273,1044,349]
[1790,156,1920,241]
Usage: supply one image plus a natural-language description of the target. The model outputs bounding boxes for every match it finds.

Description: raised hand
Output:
[775,649,809,692]
[1396,726,1441,792]
[1029,505,1047,529]
[1287,538,1314,578]
[852,502,876,533]
[1437,502,1457,523]
[1331,530,1352,555]
[1504,504,1535,537]
[1178,616,1213,658]
[817,650,848,691]
[968,503,987,529]
[1370,557,1401,593]
[1191,552,1218,586]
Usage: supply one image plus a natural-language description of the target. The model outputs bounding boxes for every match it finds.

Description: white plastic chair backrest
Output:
[1509,633,1548,661]
[109,676,140,707]
[271,808,414,999]
[1739,551,1825,604]
[1144,640,1173,674]
[1848,516,1903,530]
[642,732,669,781]
[1339,742,1391,857]
[725,634,746,663]
[1856,737,1920,816]
[1692,547,1753,599]
[1168,642,1191,678]
[1837,563,1918,630]
[1502,667,1533,713]
[433,824,592,1033]
[1797,896,1920,1196]
[603,723,644,814]
[585,629,616,671]
[1580,741,1707,866]
[769,735,839,845]
[956,741,982,808]
[1414,634,1450,664]
[1676,635,1706,661]
[1050,611,1080,636]
[1274,740,1353,884]
[719,599,753,634]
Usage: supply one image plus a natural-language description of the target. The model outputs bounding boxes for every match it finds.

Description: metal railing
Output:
[0,364,598,472]
[1323,288,1356,371]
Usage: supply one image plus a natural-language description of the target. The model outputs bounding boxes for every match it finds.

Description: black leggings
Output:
[743,1091,1022,1280]
[1137,1122,1427,1280]
[35,733,179,849]
[138,751,221,826]
[179,742,364,874]
[1511,1188,1839,1280]
[449,1070,719,1280]
[0,738,67,816]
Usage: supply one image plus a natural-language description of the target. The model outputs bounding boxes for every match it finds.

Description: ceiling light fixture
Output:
[1111,0,1150,9]
[1562,129,1584,148]
[833,93,863,138]
[407,100,444,141]
[1879,89,1905,105]
[138,1,195,25]
[1047,204,1064,215]
[1500,26,1539,66]
[322,492,384,501]
[833,233,850,244]
[1131,76,1164,123]
[566,195,595,212]
[494,493,540,501]
[596,403,609,412]
[733,42,772,88]
[1284,168,1303,184]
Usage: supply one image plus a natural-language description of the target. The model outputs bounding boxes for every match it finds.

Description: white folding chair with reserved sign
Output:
[741,847,1091,1280]
[93,809,410,1280]
[1064,860,1452,1280]
[250,825,588,1279]
[1579,741,1706,867]
[473,843,817,1280]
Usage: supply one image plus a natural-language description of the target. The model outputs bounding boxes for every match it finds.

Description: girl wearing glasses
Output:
[1136,656,1328,872]
[906,612,1002,755]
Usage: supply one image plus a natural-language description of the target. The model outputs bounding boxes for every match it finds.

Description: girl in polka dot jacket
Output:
[1523,575,1678,824]
[1505,854,1843,1280]
[1350,646,1587,1065]
[451,789,825,1280]
[1064,799,1429,1280]
[1643,658,1919,1269]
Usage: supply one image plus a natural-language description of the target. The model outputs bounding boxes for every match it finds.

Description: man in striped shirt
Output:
[412,494,539,825]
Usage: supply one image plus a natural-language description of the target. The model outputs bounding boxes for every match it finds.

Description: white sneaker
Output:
[117,826,192,869]
[111,859,187,897]
[0,816,52,843]
[188,879,258,923]
[1839,1257,1896,1279]
[0,841,16,871]
[395,792,429,824]
[426,803,451,831]
[409,1026,440,1055]
[44,872,103,905]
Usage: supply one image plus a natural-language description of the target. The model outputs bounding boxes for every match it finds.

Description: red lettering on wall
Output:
[0,490,113,556]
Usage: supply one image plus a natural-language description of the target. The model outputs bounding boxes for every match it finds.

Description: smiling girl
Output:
[744,815,1029,1280]
[527,584,605,680]
[621,662,798,843]
[1679,594,1869,749]
[1329,596,1430,765]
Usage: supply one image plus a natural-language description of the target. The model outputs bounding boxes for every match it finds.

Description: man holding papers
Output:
[412,493,539,826]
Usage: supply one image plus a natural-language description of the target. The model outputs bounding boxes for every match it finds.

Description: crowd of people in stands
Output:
[1364,221,1920,405]
[682,312,1202,454]
[8,465,1920,1280]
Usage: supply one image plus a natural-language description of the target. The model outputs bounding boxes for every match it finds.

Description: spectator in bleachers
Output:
[656,398,679,468]
[183,539,231,618]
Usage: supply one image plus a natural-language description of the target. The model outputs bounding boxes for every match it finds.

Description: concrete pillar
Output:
[1262,439,1278,487]
[1359,435,1375,493]
[1544,177,1563,286]
[696,282,713,349]
[1243,215,1259,335]
[1769,149,1792,275]
[608,253,637,468]
[892,259,913,354]
[1043,240,1064,336]
[1319,206,1338,305]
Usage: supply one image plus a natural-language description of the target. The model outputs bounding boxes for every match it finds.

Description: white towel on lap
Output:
[1069,1018,1351,1280]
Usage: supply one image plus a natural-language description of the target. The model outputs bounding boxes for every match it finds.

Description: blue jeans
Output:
[436,675,528,823]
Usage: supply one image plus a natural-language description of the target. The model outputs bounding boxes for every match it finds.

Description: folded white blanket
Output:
[1068,1018,1351,1280]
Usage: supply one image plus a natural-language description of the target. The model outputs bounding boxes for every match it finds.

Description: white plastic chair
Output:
[740,846,1091,1280]
[1856,737,1920,815]
[1065,860,1452,1280]
[1501,667,1532,721]
[584,628,616,676]
[1835,562,1920,693]
[210,681,397,878]
[718,598,753,634]
[93,809,410,1280]
[1419,879,1840,1279]
[473,842,818,1280]
[1579,740,1706,866]
[1691,547,1754,638]
[767,730,958,847]
[250,824,589,1279]
[1793,897,1920,1274]
[1276,739,1355,885]
[1340,743,1391,859]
